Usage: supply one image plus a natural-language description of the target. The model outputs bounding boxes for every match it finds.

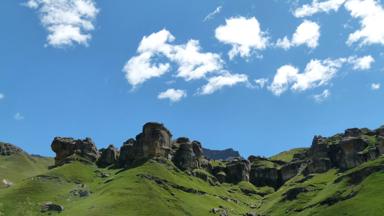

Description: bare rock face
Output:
[332,137,368,169]
[0,142,23,156]
[250,166,279,188]
[51,137,99,166]
[135,122,172,159]
[118,138,136,166]
[225,158,250,183]
[172,138,207,171]
[97,144,119,167]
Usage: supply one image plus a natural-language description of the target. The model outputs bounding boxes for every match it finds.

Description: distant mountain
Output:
[202,147,241,160]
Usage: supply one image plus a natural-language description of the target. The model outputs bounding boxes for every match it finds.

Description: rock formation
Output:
[47,122,384,190]
[51,137,99,166]
[97,144,119,167]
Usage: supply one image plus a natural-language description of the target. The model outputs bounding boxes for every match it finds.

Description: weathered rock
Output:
[97,144,119,167]
[41,202,64,212]
[134,122,172,159]
[344,128,363,137]
[2,179,13,188]
[332,137,368,169]
[173,142,195,171]
[118,138,136,166]
[250,166,280,188]
[304,158,332,175]
[0,142,23,156]
[280,161,303,182]
[225,158,250,183]
[51,137,99,166]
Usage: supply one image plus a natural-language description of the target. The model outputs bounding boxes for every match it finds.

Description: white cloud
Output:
[371,83,381,90]
[204,6,222,22]
[345,0,384,46]
[269,65,300,95]
[14,113,24,121]
[170,40,223,81]
[0,93,4,100]
[215,17,268,59]
[255,78,269,88]
[123,52,171,87]
[25,0,99,48]
[294,0,346,17]
[198,72,248,95]
[269,58,345,95]
[158,89,187,102]
[123,29,223,87]
[313,89,331,102]
[348,55,375,70]
[276,20,320,49]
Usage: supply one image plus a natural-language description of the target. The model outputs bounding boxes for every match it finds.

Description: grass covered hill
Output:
[1,123,384,215]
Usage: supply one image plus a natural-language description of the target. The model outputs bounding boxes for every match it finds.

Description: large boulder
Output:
[51,137,99,166]
[97,144,119,167]
[0,142,23,156]
[225,158,250,183]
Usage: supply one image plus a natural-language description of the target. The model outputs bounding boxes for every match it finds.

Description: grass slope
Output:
[1,155,384,215]
[0,153,53,184]
[0,160,262,216]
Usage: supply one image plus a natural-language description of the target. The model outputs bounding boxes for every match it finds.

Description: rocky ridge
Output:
[49,123,384,190]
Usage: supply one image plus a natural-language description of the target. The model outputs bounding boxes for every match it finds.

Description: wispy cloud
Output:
[198,72,248,95]
[204,6,222,22]
[14,113,25,121]
[294,0,346,17]
[313,89,331,103]
[24,0,99,48]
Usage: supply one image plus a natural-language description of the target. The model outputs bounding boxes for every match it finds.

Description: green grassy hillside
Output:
[1,156,384,215]
[0,152,53,184]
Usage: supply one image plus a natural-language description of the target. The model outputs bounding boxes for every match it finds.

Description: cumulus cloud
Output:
[313,89,331,103]
[123,29,223,88]
[276,20,320,49]
[204,6,222,22]
[14,113,24,121]
[158,88,187,102]
[345,0,384,46]
[198,72,248,95]
[269,58,345,95]
[347,55,375,70]
[294,0,346,17]
[215,17,268,59]
[24,0,99,48]
[269,65,300,95]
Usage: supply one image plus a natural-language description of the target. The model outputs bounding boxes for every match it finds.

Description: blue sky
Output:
[1,0,384,157]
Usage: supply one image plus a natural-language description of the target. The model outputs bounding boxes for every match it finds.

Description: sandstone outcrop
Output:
[51,137,99,166]
[97,144,119,167]
[225,158,250,183]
